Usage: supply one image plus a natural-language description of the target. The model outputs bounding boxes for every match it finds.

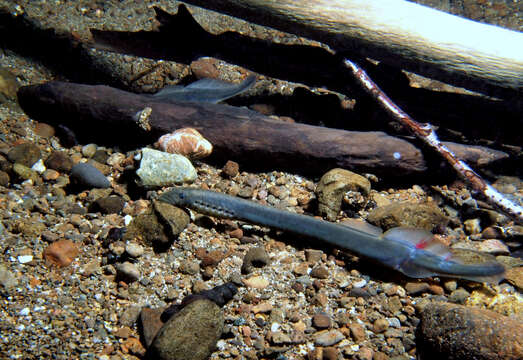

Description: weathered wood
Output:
[181,0,523,97]
[17,82,507,177]
[18,81,426,176]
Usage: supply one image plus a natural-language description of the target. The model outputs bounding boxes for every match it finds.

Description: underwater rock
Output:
[367,202,448,230]
[136,148,196,186]
[0,67,20,102]
[43,239,79,267]
[148,299,224,360]
[155,127,213,160]
[316,168,371,221]
[417,302,523,360]
[7,143,41,168]
[70,162,110,188]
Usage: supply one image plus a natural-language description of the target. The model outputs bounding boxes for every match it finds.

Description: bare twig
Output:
[344,59,523,224]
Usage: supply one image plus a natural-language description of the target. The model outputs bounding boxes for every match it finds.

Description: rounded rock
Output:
[417,302,523,360]
[45,151,73,172]
[136,148,197,187]
[155,128,213,160]
[82,144,97,158]
[149,299,224,360]
[125,243,144,258]
[71,162,110,188]
[95,195,125,214]
[7,143,41,167]
[116,262,140,282]
[43,239,79,267]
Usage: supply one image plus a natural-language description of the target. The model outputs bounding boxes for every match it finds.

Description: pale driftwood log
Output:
[182,0,523,97]
[17,82,507,177]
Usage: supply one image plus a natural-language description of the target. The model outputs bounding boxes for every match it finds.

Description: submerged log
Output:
[16,82,507,177]
[18,81,425,176]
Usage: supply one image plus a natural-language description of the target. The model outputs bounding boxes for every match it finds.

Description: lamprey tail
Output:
[381,228,505,283]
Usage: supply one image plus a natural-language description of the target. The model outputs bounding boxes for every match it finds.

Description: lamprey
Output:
[160,187,505,283]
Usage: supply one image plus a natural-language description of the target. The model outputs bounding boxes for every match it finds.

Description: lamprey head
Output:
[159,187,190,207]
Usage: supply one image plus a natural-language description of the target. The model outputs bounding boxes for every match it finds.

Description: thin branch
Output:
[344,59,523,224]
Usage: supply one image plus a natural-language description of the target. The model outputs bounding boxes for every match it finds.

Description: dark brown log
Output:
[17,82,507,177]
[18,81,426,176]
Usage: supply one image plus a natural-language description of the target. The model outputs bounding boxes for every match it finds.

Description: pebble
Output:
[222,160,239,178]
[417,302,523,360]
[17,255,33,264]
[312,313,331,329]
[478,239,510,254]
[310,265,329,279]
[404,282,430,295]
[34,122,55,138]
[313,329,345,346]
[45,151,73,172]
[116,262,140,282]
[504,267,523,290]
[71,162,110,188]
[449,288,470,304]
[149,299,224,360]
[43,239,79,267]
[481,226,504,239]
[136,148,197,186]
[95,195,125,214]
[367,202,448,230]
[140,307,165,348]
[31,159,46,174]
[81,144,97,158]
[241,247,270,274]
[463,218,482,235]
[42,169,59,181]
[304,249,323,263]
[153,200,190,237]
[242,275,269,289]
[13,163,39,183]
[7,142,41,167]
[349,322,366,342]
[315,168,371,221]
[373,318,389,333]
[125,243,144,258]
[155,127,213,160]
[123,211,171,249]
[0,265,18,293]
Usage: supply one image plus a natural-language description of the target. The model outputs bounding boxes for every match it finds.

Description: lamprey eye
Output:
[178,193,185,199]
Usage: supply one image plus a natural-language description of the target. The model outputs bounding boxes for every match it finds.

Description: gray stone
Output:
[116,262,140,282]
[149,299,224,360]
[0,264,18,294]
[71,163,110,188]
[125,243,144,258]
[136,148,196,186]
[313,329,345,346]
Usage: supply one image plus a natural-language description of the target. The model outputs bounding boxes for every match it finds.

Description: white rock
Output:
[136,148,197,186]
[31,159,46,174]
